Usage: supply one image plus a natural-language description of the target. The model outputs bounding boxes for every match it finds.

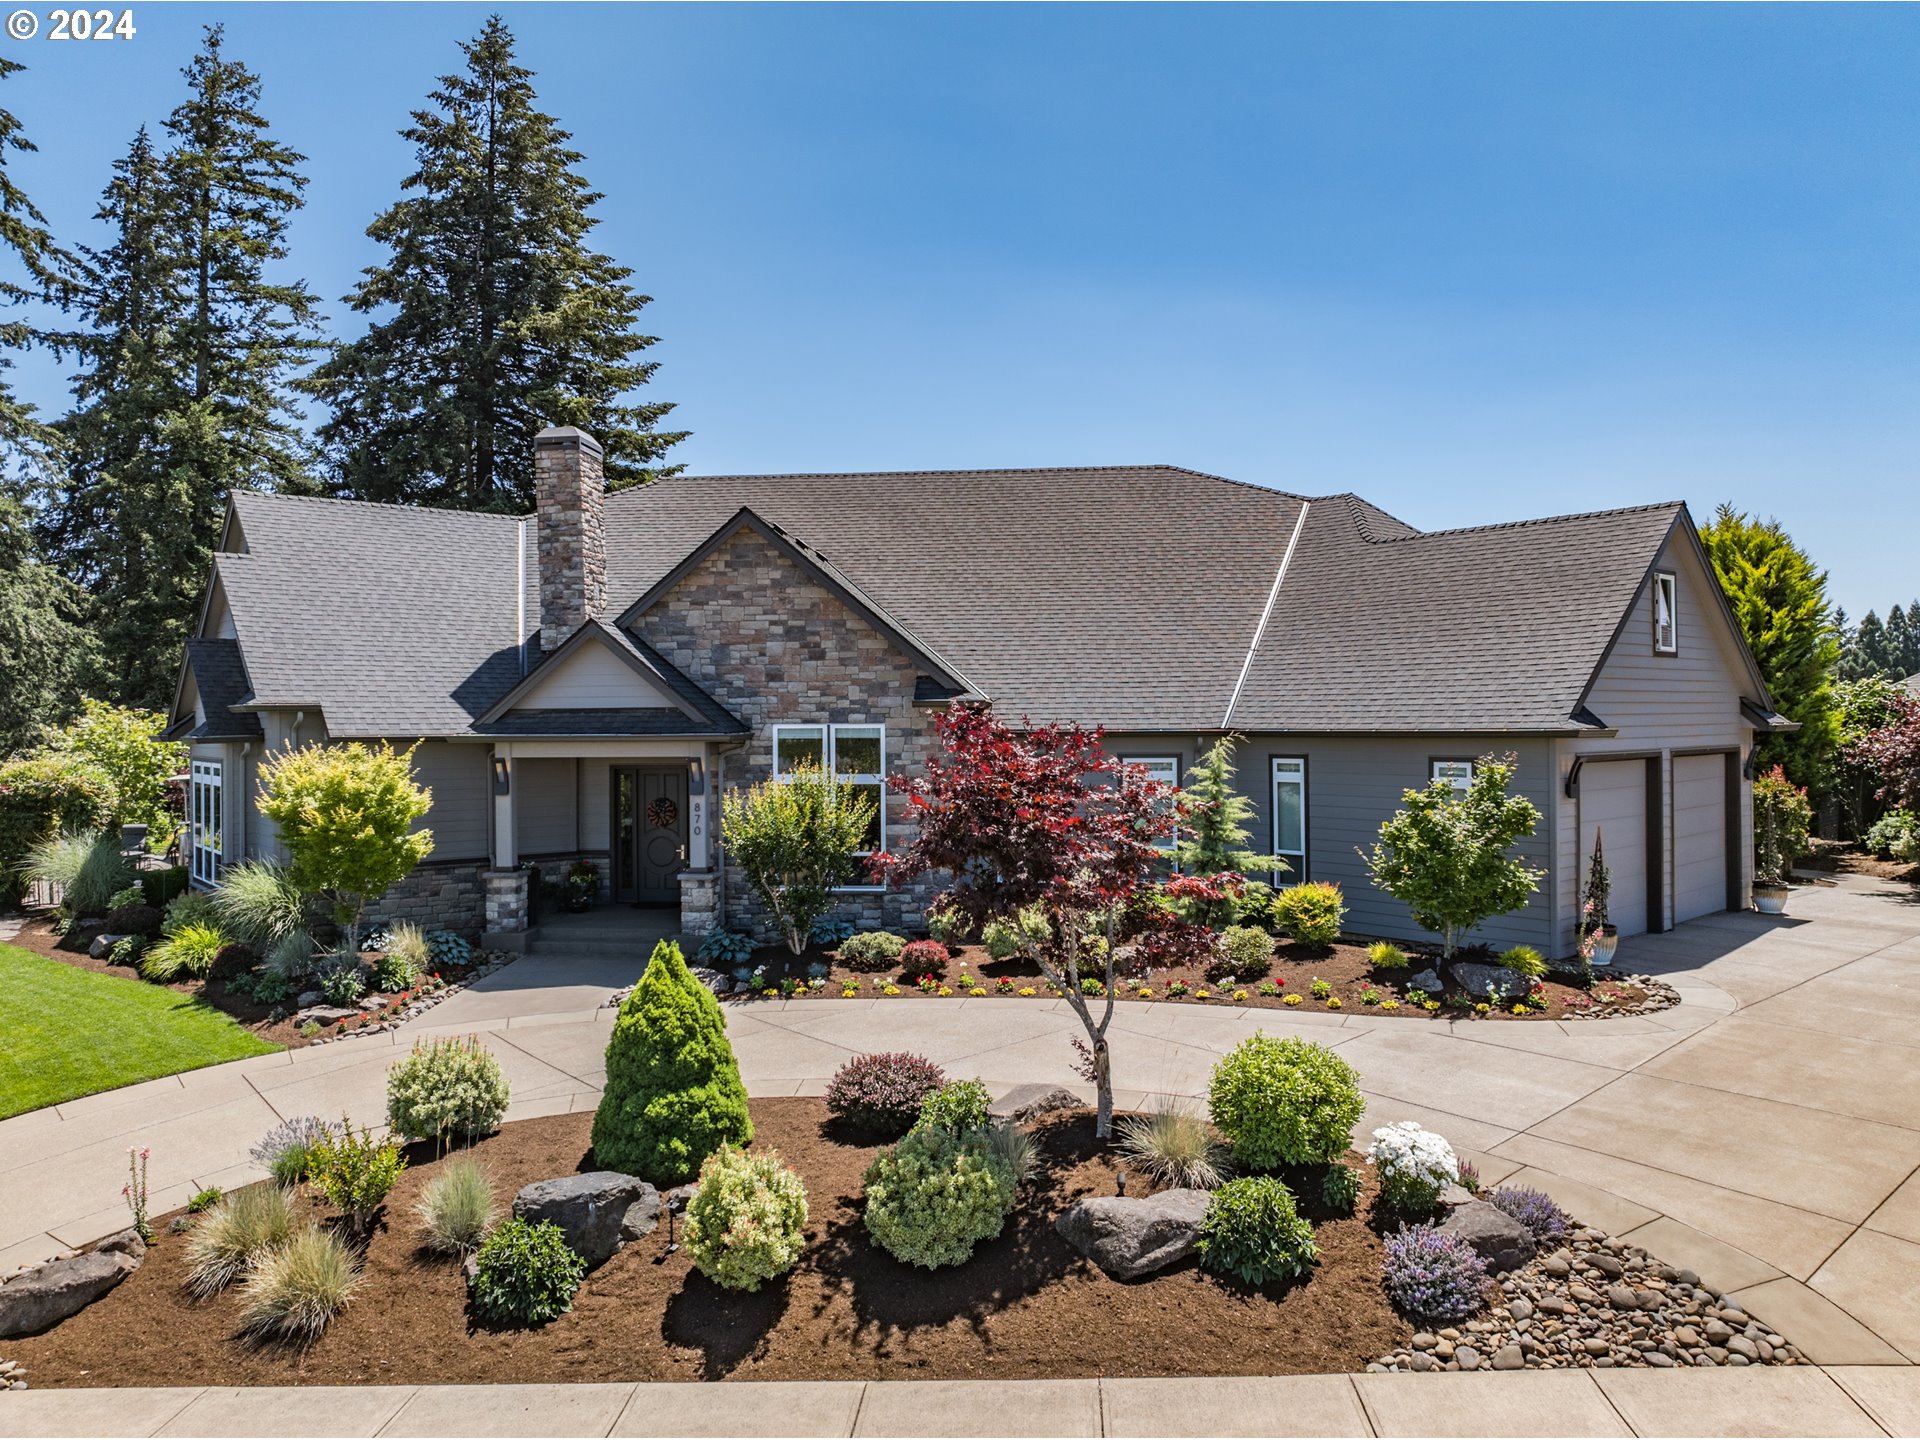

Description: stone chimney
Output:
[533,426,607,652]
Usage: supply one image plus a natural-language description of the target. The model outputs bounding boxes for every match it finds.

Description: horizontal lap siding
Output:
[407,742,491,862]
[515,757,578,855]
[1231,733,1557,953]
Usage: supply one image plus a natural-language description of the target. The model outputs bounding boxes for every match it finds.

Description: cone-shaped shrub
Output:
[591,939,752,1182]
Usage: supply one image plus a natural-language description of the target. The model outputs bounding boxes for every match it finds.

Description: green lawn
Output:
[0,942,281,1119]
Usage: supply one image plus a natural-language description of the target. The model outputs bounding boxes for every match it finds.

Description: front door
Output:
[612,765,690,904]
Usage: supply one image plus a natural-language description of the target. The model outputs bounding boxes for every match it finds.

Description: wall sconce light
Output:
[492,756,511,795]
[1564,756,1584,799]
[1742,749,1756,780]
[688,755,706,796]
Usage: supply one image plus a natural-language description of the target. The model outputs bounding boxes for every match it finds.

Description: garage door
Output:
[1580,760,1649,937]
[1673,754,1729,924]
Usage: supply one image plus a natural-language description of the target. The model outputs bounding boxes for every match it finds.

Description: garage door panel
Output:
[1580,760,1648,939]
[1673,754,1728,924]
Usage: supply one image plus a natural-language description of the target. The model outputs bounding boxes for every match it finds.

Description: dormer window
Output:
[1653,572,1678,654]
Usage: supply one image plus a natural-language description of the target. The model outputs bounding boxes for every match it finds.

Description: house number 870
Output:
[49,9,138,39]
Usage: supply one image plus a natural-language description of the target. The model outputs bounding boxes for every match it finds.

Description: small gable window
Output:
[1431,759,1474,794]
[1653,572,1678,654]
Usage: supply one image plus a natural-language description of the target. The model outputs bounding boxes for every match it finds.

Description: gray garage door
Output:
[1673,753,1729,924]
[1579,759,1649,937]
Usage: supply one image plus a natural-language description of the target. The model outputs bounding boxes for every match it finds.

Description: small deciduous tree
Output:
[34,699,186,838]
[255,741,432,955]
[1362,753,1544,957]
[1172,734,1285,926]
[1846,691,1920,814]
[720,762,874,955]
[1752,764,1814,886]
[873,708,1198,1138]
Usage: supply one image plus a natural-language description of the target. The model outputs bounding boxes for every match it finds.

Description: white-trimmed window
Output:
[771,723,887,859]
[1431,759,1474,794]
[1653,571,1678,654]
[1120,755,1180,853]
[1270,757,1306,884]
[189,760,222,886]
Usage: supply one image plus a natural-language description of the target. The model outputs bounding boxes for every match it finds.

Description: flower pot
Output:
[1753,883,1790,916]
[1587,925,1618,966]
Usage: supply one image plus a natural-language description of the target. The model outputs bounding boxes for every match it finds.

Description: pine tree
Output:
[1172,736,1285,926]
[309,17,685,512]
[1701,504,1841,788]
[1885,606,1914,682]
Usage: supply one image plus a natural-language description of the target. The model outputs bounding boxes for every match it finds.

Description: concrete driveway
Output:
[3,873,1917,1367]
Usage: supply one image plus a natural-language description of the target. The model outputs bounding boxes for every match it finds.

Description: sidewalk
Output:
[2,1367,1918,1438]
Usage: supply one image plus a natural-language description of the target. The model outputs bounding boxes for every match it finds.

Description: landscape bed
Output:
[5,1098,1408,1387]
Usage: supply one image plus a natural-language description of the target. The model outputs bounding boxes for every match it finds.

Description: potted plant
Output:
[565,858,600,912]
[1752,765,1811,916]
[1579,828,1617,968]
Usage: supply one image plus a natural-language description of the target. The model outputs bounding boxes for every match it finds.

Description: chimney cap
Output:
[534,425,604,456]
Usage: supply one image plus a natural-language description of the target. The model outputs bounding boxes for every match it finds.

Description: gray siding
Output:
[515,757,580,855]
[1555,530,1756,952]
[407,741,491,862]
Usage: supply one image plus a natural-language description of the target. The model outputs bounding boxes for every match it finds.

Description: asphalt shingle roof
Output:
[166,638,262,741]
[208,470,1712,739]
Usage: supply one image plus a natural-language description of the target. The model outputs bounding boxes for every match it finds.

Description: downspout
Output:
[516,517,529,676]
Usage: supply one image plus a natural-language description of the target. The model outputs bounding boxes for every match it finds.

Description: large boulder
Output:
[1439,1200,1537,1273]
[0,1251,138,1338]
[1055,1189,1211,1280]
[1450,963,1532,1003]
[512,1172,657,1267]
[989,1085,1083,1124]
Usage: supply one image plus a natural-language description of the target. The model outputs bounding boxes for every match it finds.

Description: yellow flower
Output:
[882,984,901,996]
[1195,990,1210,999]
[840,987,858,998]
[1326,997,1343,1009]
[1424,999,1441,1012]
[1283,993,1303,1006]
[1137,986,1153,998]
[1512,1003,1529,1015]
[969,986,988,997]
[937,985,954,997]
[1232,989,1249,1002]
[1380,999,1400,1011]
[1018,986,1037,997]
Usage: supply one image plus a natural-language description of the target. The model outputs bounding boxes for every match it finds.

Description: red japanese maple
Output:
[872,707,1207,1136]
[1848,691,1920,810]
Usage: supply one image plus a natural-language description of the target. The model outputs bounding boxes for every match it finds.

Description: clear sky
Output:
[4,3,1915,618]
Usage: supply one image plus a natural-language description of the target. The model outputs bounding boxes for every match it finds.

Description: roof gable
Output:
[478,619,742,735]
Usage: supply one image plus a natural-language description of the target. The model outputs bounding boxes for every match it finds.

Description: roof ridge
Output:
[609,464,1314,504]
[233,491,525,525]
[1341,498,1685,545]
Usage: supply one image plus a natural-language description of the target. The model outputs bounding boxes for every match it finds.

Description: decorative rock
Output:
[1054,1188,1211,1280]
[513,1172,654,1267]
[297,990,323,1008]
[1440,1200,1538,1272]
[690,966,733,996]
[1587,1253,1625,1278]
[294,1005,359,1026]
[0,1252,137,1338]
[1451,963,1533,1002]
[620,1188,661,1242]
[1727,1336,1758,1360]
[1606,1284,1640,1310]
[1408,969,1443,993]
[1436,1184,1477,1208]
[1411,1332,1438,1350]
[1493,1344,1526,1370]
[661,1183,699,1215]
[1509,1298,1534,1321]
[88,933,128,959]
[92,1229,146,1262]
[1455,1344,1482,1370]
[1408,1350,1436,1372]
[989,1085,1083,1124]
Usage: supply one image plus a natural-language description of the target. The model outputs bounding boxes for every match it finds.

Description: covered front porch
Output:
[478,737,728,949]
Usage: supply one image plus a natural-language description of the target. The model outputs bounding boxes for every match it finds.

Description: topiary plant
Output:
[591,939,752,1183]
[1271,881,1346,948]
[1208,1033,1365,1169]
[1196,1175,1319,1285]
[467,1217,586,1327]
[387,1035,510,1146]
[863,1127,1016,1269]
[839,930,907,972]
[824,1052,947,1136]
[683,1144,809,1291]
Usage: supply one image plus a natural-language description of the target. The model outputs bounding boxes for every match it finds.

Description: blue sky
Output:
[4,3,1916,617]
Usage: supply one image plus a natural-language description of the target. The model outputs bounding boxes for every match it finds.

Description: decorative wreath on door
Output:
[646,796,679,830]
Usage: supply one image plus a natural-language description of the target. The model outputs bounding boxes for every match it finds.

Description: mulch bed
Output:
[735,938,1645,1023]
[1800,839,1920,885]
[9,1098,1409,1387]
[3,915,478,1051]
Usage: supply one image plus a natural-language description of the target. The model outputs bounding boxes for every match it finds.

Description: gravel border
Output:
[300,952,519,1044]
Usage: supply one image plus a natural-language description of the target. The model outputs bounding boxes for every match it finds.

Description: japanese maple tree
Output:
[1847,691,1920,811]
[872,707,1204,1137]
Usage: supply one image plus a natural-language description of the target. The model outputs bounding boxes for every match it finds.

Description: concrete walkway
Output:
[4,875,1919,1367]
[4,1368,1919,1437]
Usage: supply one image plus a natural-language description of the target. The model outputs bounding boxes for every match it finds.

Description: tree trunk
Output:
[1092,1036,1113,1139]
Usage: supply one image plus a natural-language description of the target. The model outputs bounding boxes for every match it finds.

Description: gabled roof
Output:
[477,618,745,736]
[164,638,262,742]
[615,507,984,701]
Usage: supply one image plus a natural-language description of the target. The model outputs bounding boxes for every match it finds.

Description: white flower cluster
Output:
[1366,1120,1459,1209]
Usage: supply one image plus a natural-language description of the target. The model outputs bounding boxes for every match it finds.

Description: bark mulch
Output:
[11,1098,1409,1387]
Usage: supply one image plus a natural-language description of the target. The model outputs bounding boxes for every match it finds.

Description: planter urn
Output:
[1752,882,1790,916]
[1587,925,1619,966]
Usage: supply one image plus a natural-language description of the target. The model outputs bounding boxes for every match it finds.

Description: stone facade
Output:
[678,868,720,937]
[634,525,944,940]
[368,860,486,936]
[534,427,607,652]
[484,867,530,935]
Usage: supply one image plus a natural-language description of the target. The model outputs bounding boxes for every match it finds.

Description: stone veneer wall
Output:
[533,427,607,652]
[634,525,943,942]
[368,860,487,936]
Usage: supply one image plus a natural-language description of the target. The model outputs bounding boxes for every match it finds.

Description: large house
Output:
[166,427,1791,958]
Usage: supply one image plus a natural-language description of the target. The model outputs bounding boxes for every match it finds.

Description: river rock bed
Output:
[1367,1224,1802,1372]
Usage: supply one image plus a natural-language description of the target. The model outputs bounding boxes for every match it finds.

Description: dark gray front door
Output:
[614,765,689,904]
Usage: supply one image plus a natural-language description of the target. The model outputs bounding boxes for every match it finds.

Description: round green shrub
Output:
[1271,882,1346,948]
[863,1127,1016,1269]
[839,931,908,972]
[914,1078,991,1136]
[684,1144,809,1291]
[591,940,752,1183]
[466,1218,586,1327]
[1320,1162,1362,1215]
[1208,1033,1365,1169]
[1211,925,1275,981]
[981,906,1049,962]
[387,1035,511,1144]
[1367,940,1410,970]
[1196,1175,1319,1285]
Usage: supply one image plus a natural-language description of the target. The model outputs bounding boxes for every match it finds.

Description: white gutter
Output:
[1222,501,1310,729]
[516,517,529,676]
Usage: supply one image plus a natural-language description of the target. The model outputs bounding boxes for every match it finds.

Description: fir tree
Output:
[309,17,685,512]
[1172,736,1285,926]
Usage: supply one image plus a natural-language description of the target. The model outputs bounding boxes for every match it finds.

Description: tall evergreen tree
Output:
[309,17,684,511]
[1701,504,1841,788]
[0,56,90,751]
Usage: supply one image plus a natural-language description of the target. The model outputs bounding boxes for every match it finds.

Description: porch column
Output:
[483,743,531,948]
[678,745,720,939]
